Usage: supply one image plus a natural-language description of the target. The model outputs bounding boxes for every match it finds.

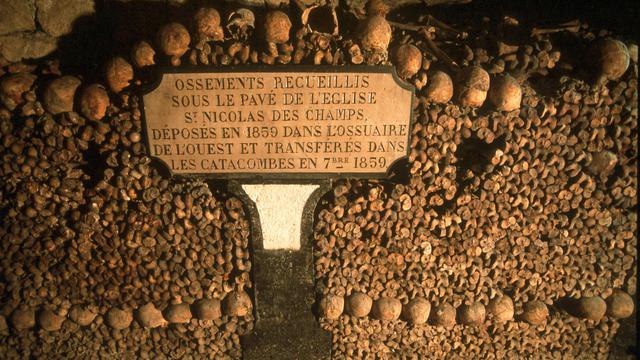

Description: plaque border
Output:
[138,65,415,182]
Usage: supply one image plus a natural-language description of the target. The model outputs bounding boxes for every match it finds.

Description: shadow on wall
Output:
[609,299,638,358]
[50,0,639,78]
[53,0,216,79]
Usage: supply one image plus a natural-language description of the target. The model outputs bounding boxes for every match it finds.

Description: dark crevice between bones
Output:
[446,133,507,212]
[80,142,108,190]
[456,133,506,174]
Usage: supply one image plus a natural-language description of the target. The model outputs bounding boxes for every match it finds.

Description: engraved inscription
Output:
[142,68,413,178]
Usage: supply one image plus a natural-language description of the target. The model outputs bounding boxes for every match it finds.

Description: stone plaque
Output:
[141,66,414,180]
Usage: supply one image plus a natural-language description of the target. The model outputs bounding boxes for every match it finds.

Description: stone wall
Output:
[0,0,94,62]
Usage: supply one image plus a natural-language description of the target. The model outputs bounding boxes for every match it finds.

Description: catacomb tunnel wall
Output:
[0,0,637,358]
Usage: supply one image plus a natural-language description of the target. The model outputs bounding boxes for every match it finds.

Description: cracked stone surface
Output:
[36,0,95,37]
[0,31,57,62]
[0,0,36,36]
